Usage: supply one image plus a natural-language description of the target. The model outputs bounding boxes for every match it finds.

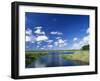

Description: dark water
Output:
[26,52,77,68]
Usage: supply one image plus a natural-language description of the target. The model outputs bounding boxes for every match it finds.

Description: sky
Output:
[25,12,89,51]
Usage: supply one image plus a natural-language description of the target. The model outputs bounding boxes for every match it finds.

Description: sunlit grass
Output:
[62,50,89,65]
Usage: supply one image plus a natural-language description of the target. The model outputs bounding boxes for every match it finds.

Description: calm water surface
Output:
[26,52,78,68]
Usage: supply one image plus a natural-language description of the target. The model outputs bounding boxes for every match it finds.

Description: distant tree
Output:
[81,45,89,50]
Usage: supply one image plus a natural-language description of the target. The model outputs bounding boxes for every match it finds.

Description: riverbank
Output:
[25,51,48,66]
[62,50,89,65]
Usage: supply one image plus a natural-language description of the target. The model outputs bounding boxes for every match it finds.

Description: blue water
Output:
[26,52,77,68]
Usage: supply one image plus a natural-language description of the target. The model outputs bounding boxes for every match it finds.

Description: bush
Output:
[81,45,89,50]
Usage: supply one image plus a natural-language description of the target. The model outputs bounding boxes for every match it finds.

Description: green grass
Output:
[25,51,48,66]
[25,50,89,66]
[25,51,48,61]
[62,50,89,65]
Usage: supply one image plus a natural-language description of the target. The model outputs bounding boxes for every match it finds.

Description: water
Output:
[26,52,77,68]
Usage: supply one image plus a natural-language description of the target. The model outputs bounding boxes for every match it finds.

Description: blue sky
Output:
[25,12,89,51]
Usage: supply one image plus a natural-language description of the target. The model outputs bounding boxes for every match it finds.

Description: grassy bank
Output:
[62,50,89,65]
[25,51,48,66]
[26,51,48,59]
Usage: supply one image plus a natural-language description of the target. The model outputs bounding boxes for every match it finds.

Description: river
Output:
[26,52,77,68]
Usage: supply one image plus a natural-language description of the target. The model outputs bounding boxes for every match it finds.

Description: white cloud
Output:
[73,37,78,41]
[25,35,31,42]
[34,26,42,29]
[36,35,48,41]
[34,26,45,35]
[59,43,67,48]
[48,45,53,48]
[33,26,49,42]
[31,35,36,43]
[71,28,90,49]
[50,31,62,35]
[54,39,67,48]
[50,32,56,34]
[26,27,48,42]
[46,40,53,43]
[34,29,45,35]
[35,29,45,35]
[37,45,40,48]
[86,27,90,34]
[25,29,37,43]
[82,35,89,45]
[40,47,45,50]
[56,37,61,39]
[26,29,32,35]
[26,35,36,43]
[71,35,89,49]
[37,42,41,45]
[71,43,81,49]
[54,41,58,46]
[31,41,35,43]
[58,39,64,44]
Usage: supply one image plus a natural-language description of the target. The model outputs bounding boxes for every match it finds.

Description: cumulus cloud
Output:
[25,26,48,42]
[34,26,45,35]
[54,39,67,48]
[31,35,36,43]
[25,26,69,50]
[48,45,53,48]
[34,26,48,42]
[58,39,64,44]
[86,27,90,34]
[34,29,45,35]
[36,45,40,48]
[34,26,42,29]
[40,47,45,50]
[82,35,89,45]
[46,40,53,43]
[26,28,32,35]
[25,33,36,43]
[37,42,41,45]
[25,28,36,43]
[71,43,81,49]
[73,37,78,41]
[50,31,63,35]
[25,35,31,42]
[71,35,89,49]
[54,42,58,46]
[56,37,61,39]
[36,35,48,41]
[71,28,90,49]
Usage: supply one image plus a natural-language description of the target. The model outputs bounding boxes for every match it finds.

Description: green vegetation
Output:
[62,50,89,65]
[81,45,89,50]
[26,50,79,53]
[26,51,48,59]
[25,49,89,67]
[25,51,48,66]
